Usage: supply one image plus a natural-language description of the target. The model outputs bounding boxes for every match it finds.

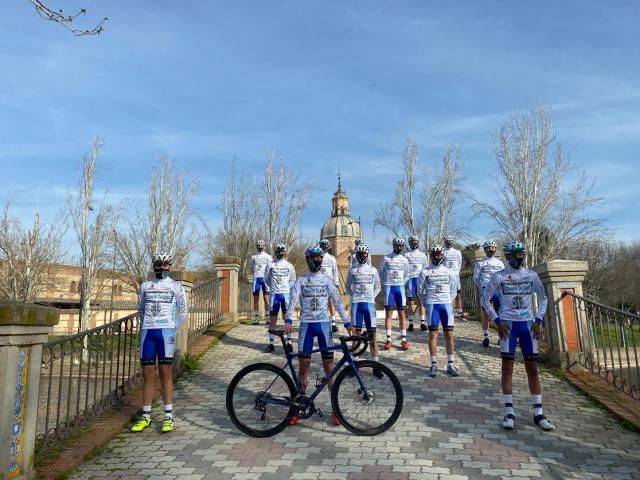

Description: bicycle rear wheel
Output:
[331,360,403,436]
[226,362,296,437]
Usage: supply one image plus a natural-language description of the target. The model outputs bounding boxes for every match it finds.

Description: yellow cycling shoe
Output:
[161,416,174,433]
[130,416,152,432]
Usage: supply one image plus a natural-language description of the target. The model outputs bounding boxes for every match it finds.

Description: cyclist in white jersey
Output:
[264,244,296,353]
[443,235,464,318]
[380,237,411,351]
[483,241,555,432]
[473,241,504,347]
[418,245,460,377]
[403,235,428,332]
[250,240,273,325]
[346,244,381,360]
[349,238,371,267]
[131,252,187,434]
[319,239,341,332]
[284,246,355,427]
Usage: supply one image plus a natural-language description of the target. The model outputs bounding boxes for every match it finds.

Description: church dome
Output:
[321,215,361,240]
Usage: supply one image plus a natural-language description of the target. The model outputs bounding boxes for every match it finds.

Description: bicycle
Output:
[226,328,403,437]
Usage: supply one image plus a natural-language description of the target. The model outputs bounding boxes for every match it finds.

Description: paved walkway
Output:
[71,319,640,480]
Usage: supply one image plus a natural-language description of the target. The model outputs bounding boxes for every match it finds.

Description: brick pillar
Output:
[532,260,589,367]
[0,302,59,480]
[214,256,240,324]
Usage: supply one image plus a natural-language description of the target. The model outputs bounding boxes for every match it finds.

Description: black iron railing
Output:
[460,272,480,319]
[238,277,254,318]
[188,277,224,341]
[37,314,141,450]
[563,292,640,399]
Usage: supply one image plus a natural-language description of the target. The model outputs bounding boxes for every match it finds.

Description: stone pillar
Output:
[532,260,589,368]
[168,271,194,374]
[214,256,240,324]
[0,302,59,480]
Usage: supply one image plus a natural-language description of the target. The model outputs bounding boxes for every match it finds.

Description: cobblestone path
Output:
[72,319,640,479]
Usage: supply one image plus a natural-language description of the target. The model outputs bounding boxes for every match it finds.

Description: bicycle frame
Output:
[267,331,372,406]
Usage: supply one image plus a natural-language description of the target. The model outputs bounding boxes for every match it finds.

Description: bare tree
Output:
[27,0,107,35]
[374,138,467,250]
[115,156,199,289]
[68,139,114,332]
[473,103,607,267]
[0,203,66,302]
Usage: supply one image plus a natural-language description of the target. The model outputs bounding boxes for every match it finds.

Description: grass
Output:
[182,353,200,372]
[591,324,640,349]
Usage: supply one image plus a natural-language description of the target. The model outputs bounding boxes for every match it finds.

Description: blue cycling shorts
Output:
[427,303,454,332]
[350,302,377,330]
[384,285,406,310]
[298,322,334,359]
[405,278,419,300]
[140,328,176,366]
[500,320,538,361]
[269,293,289,316]
[252,277,269,295]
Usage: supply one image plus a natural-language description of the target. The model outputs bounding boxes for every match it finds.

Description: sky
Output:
[1,1,639,263]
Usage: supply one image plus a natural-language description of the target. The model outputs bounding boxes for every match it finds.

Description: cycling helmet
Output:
[152,252,173,265]
[392,237,405,254]
[443,234,454,247]
[483,240,497,257]
[275,243,287,259]
[318,239,331,252]
[354,238,364,246]
[305,245,325,272]
[354,244,369,264]
[503,241,526,269]
[256,239,266,251]
[408,235,419,250]
[429,244,445,266]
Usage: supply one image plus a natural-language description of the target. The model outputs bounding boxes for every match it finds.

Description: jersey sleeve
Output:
[137,284,146,320]
[289,263,296,288]
[373,269,382,298]
[457,250,463,273]
[483,273,500,321]
[472,261,480,288]
[174,282,188,329]
[532,273,548,320]
[286,278,302,323]
[379,256,387,280]
[450,270,457,296]
[328,280,350,326]
[332,257,339,285]
[417,271,427,306]
[264,262,273,290]
[345,269,354,294]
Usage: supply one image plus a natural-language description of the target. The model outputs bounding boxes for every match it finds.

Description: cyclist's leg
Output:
[317,322,336,389]
[263,281,270,321]
[157,328,176,422]
[297,323,314,392]
[417,294,427,329]
[139,329,157,418]
[396,286,408,346]
[454,275,463,316]
[500,321,516,425]
[364,303,378,359]
[252,278,261,323]
[266,294,281,350]
[352,302,364,331]
[384,286,394,347]
[406,278,416,329]
[427,304,440,360]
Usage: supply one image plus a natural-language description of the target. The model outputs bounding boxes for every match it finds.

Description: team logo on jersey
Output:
[501,281,533,295]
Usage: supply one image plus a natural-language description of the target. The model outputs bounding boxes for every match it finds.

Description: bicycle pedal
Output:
[317,408,323,418]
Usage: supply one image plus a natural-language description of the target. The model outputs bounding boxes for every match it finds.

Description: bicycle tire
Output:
[226,362,296,437]
[331,360,403,436]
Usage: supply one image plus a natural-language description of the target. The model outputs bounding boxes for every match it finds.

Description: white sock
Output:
[142,405,152,418]
[408,316,414,323]
[401,329,407,341]
[163,404,173,418]
[269,333,275,344]
[430,355,437,365]
[447,354,455,365]
[286,334,292,342]
[504,394,514,416]
[421,315,426,322]
[532,394,543,416]
[483,329,489,337]
[386,329,392,340]
[372,356,379,361]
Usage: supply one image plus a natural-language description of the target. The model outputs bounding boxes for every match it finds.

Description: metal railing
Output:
[37,314,141,450]
[563,292,640,399]
[188,277,224,341]
[238,277,254,318]
[460,272,480,319]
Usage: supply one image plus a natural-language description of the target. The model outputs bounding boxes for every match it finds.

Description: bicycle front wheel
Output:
[226,362,296,437]
[331,360,403,436]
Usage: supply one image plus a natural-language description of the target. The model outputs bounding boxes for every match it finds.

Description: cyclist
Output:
[483,241,554,432]
[380,237,411,351]
[346,244,381,360]
[473,240,504,347]
[250,240,273,325]
[284,246,355,426]
[131,252,187,433]
[318,238,341,333]
[418,245,459,377]
[403,235,428,332]
[350,238,371,267]
[443,234,464,318]
[264,244,296,353]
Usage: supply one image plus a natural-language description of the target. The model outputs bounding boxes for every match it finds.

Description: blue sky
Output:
[1,1,639,261]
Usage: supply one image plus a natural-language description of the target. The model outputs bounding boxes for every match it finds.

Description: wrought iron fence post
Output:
[0,302,59,479]
[532,260,589,368]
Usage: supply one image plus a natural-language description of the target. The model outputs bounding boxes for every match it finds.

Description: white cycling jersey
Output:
[473,256,505,290]
[286,271,349,324]
[482,266,548,323]
[346,263,381,304]
[138,277,187,329]
[417,264,457,305]
[443,246,463,273]
[264,258,296,295]
[349,252,372,268]
[403,249,428,279]
[320,252,339,286]
[251,251,273,279]
[379,252,410,286]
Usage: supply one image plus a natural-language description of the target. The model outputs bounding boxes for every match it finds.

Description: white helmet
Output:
[482,240,497,249]
[152,252,173,265]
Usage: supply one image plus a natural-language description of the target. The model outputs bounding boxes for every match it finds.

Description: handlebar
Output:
[268,329,369,357]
